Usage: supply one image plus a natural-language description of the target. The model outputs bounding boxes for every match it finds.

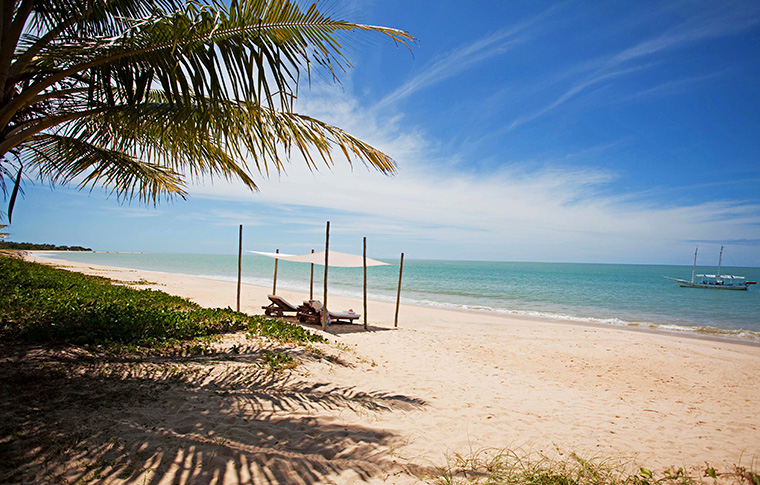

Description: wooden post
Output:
[394,252,404,328]
[272,248,279,295]
[363,237,368,330]
[236,225,243,312]
[322,222,330,331]
[309,249,314,301]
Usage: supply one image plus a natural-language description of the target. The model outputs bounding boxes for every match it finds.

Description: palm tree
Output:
[0,0,413,222]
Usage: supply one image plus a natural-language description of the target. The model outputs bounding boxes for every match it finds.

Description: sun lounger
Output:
[262,294,298,318]
[296,300,322,324]
[297,300,360,325]
[327,310,360,324]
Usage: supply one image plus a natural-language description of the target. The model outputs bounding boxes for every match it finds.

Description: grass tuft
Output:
[246,315,326,344]
[261,351,297,372]
[431,448,759,485]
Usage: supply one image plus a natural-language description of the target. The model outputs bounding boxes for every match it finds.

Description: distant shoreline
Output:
[1,243,91,251]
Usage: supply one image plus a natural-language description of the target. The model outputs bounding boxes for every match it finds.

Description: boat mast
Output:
[692,246,697,283]
[718,245,723,278]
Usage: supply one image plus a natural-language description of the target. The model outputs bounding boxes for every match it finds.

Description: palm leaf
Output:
[74,93,397,176]
[2,0,415,215]
[8,0,413,115]
[25,134,187,204]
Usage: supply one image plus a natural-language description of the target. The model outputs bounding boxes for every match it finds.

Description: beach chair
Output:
[262,294,299,318]
[327,309,361,324]
[296,300,360,325]
[296,300,322,324]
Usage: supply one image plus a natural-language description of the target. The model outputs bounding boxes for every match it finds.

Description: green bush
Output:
[0,257,323,347]
[246,314,326,344]
[262,351,297,372]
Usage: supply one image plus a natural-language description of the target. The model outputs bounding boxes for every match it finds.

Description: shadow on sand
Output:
[289,318,397,336]
[0,341,428,484]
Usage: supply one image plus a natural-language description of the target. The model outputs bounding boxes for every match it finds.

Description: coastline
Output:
[24,253,760,480]
[33,251,760,346]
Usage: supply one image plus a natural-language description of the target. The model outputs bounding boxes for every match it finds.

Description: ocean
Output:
[38,251,760,341]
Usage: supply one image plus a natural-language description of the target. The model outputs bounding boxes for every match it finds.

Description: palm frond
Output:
[24,133,187,204]
[9,0,415,117]
[67,93,397,177]
[2,0,414,216]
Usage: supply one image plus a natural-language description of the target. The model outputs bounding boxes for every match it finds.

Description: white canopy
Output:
[250,251,296,259]
[248,250,389,268]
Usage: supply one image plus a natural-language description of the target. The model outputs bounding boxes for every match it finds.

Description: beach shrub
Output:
[261,351,297,372]
[246,315,326,344]
[0,257,322,347]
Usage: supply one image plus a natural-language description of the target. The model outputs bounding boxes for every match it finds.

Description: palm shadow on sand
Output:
[0,342,429,484]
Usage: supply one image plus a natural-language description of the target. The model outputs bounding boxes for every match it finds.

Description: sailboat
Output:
[665,246,756,290]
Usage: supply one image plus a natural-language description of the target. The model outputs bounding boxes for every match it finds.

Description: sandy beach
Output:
[12,253,760,483]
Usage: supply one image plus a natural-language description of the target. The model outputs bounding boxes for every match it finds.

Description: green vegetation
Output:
[0,241,91,251]
[247,316,326,344]
[432,449,759,485]
[1,0,413,222]
[262,351,297,372]
[0,256,323,348]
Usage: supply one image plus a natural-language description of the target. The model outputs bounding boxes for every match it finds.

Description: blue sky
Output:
[7,0,760,266]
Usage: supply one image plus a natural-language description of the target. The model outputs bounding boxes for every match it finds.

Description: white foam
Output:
[388,296,760,342]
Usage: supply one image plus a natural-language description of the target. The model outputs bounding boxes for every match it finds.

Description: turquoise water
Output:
[38,251,760,339]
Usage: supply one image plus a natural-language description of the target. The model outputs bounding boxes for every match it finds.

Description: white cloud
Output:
[187,83,760,264]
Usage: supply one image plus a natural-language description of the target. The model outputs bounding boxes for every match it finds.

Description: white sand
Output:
[26,254,760,483]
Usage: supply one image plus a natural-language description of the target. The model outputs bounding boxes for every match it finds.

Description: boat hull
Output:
[665,277,751,290]
[665,246,755,290]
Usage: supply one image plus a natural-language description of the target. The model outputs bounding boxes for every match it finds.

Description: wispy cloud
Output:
[179,210,267,228]
[373,5,564,110]
[609,1,760,65]
[187,85,760,264]
[506,1,760,131]
[620,70,727,101]
[508,64,647,130]
[99,206,162,218]
[374,31,526,110]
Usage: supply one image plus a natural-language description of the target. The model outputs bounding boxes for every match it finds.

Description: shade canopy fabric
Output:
[250,251,296,259]
[249,250,389,268]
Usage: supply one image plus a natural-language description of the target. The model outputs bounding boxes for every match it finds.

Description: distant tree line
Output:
[0,241,91,251]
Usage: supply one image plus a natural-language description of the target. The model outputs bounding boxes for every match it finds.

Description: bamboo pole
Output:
[363,237,368,330]
[322,222,330,331]
[394,252,405,328]
[236,225,242,312]
[309,249,314,301]
[272,248,279,295]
